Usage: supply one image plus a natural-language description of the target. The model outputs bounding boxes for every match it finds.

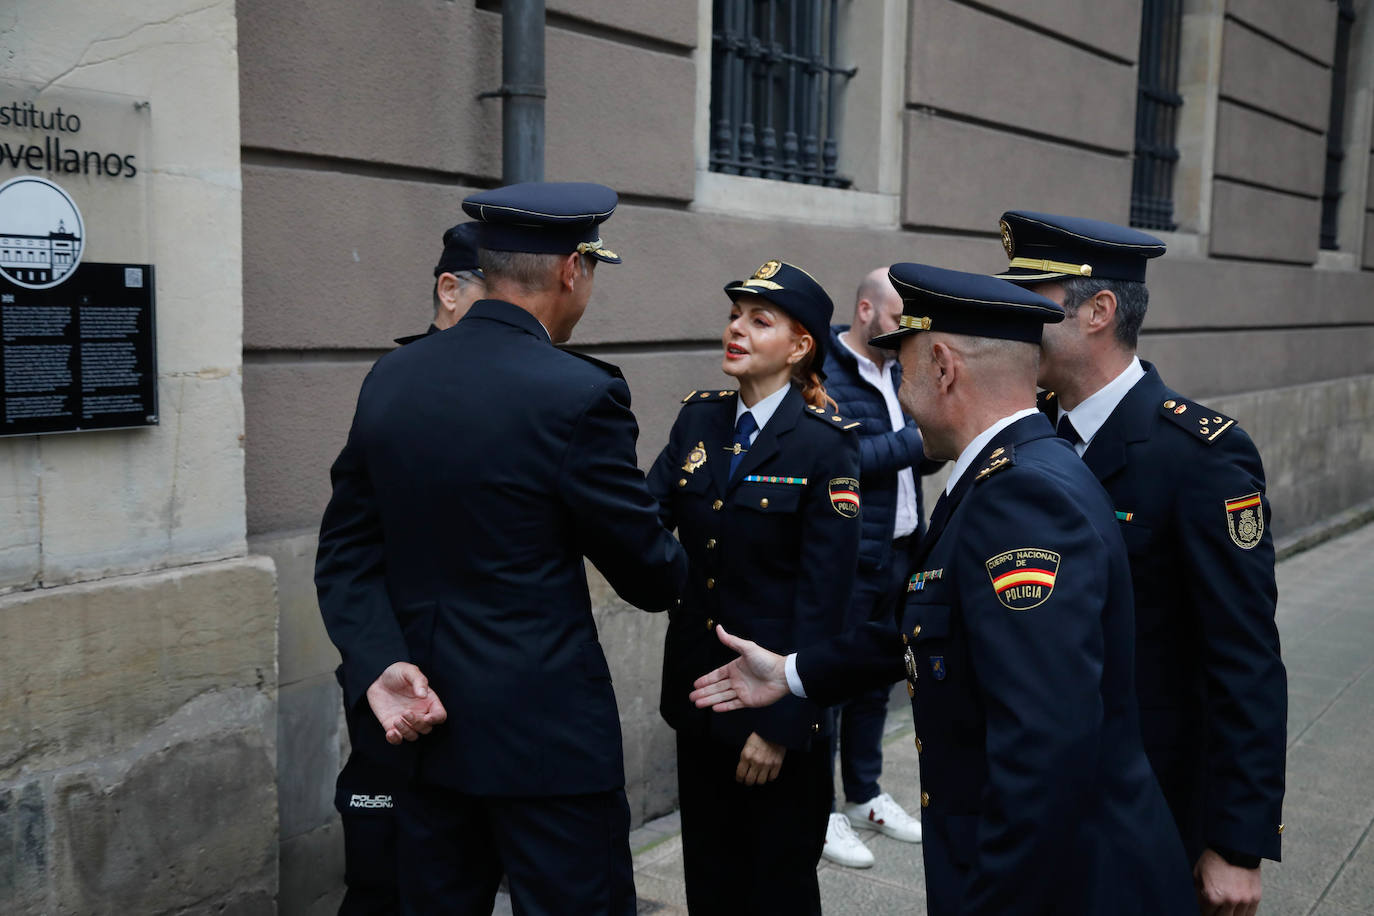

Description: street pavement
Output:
[618,521,1374,915]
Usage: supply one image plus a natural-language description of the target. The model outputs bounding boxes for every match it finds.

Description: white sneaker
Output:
[822,812,874,868]
[844,792,923,843]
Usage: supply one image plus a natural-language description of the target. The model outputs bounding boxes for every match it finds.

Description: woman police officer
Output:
[648,259,862,913]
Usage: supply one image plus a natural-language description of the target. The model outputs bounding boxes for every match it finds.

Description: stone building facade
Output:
[3,0,1373,911]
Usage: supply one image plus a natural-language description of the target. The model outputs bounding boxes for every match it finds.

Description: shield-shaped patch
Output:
[1225,492,1264,550]
[828,477,860,518]
[985,547,1061,611]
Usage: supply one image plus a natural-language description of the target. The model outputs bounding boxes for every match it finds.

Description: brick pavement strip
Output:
[619,522,1374,916]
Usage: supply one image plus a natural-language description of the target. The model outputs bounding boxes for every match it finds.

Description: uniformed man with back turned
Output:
[688,264,1196,916]
[315,181,688,915]
[994,210,1286,915]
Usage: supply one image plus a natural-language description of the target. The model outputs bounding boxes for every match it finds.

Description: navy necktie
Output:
[729,411,757,478]
[1057,413,1081,445]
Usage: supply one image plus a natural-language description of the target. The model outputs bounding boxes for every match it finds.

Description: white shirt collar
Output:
[838,330,892,375]
[1057,356,1145,453]
[735,381,791,434]
[945,407,1041,495]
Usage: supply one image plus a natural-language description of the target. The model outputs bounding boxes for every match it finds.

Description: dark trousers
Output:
[335,749,399,915]
[676,731,831,915]
[394,780,635,916]
[830,548,908,805]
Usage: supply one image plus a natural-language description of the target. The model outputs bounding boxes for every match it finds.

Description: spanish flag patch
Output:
[828,477,860,518]
[985,547,1061,610]
[1225,492,1264,550]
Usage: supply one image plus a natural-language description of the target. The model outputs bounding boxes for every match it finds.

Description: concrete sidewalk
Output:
[621,521,1374,915]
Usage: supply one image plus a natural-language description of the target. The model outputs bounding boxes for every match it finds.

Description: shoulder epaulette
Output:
[1159,396,1235,444]
[681,389,736,404]
[803,403,859,430]
[562,349,624,379]
[975,444,1015,482]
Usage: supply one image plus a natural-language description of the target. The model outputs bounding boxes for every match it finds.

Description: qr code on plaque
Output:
[125,268,143,288]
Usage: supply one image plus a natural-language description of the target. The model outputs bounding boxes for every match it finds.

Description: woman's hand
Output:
[736,731,786,785]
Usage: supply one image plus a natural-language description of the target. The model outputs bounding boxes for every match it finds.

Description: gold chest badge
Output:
[682,441,708,474]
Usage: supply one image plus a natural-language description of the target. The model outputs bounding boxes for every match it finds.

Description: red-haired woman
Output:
[648,259,862,913]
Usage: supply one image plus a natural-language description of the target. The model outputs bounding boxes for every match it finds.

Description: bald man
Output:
[817,268,941,867]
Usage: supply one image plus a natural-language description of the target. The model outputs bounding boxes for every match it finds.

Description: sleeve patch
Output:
[985,547,1060,610]
[1225,492,1264,549]
[828,477,860,518]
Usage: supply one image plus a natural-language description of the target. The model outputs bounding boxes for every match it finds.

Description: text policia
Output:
[0,100,138,179]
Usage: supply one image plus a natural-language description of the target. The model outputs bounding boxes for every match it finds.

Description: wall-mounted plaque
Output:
[0,80,155,437]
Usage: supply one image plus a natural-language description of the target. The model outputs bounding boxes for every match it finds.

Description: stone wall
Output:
[0,1,278,912]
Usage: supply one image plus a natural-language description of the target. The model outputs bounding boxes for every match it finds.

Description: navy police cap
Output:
[995,210,1166,284]
[872,263,1064,349]
[434,222,483,278]
[725,259,835,368]
[461,181,622,264]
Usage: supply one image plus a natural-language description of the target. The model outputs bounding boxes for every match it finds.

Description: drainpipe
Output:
[500,0,546,183]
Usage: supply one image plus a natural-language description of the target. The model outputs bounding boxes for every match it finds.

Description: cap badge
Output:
[753,259,782,281]
[985,547,1060,610]
[1000,219,1014,258]
[1224,493,1263,549]
[682,441,708,474]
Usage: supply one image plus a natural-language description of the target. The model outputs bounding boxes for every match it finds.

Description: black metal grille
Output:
[1130,0,1184,230]
[709,0,856,187]
[1320,0,1356,250]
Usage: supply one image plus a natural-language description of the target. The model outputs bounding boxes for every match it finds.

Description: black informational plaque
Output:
[0,262,157,436]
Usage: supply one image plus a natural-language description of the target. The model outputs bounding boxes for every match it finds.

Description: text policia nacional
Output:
[0,100,138,179]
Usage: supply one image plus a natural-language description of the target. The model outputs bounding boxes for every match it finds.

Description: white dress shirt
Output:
[839,332,918,539]
[784,406,1040,698]
[735,382,791,444]
[1054,356,1145,457]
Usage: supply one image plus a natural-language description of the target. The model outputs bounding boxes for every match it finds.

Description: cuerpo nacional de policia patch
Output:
[985,547,1061,610]
[828,477,860,518]
[1225,492,1264,549]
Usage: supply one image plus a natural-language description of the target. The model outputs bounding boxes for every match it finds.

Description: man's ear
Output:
[1084,289,1119,336]
[436,272,461,313]
[559,252,581,292]
[855,297,874,326]
[930,340,957,393]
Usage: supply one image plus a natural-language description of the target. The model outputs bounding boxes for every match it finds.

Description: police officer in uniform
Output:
[648,260,861,914]
[689,264,1196,915]
[994,210,1287,913]
[330,217,490,914]
[394,221,486,346]
[316,181,687,915]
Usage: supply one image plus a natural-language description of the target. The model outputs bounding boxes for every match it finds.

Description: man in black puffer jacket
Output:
[819,267,943,868]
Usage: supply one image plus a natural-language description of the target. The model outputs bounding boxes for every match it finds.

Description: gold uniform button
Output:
[706,578,716,589]
[912,624,922,637]
[811,722,820,734]
[1163,399,1176,409]
[1278,823,1285,835]
[678,478,687,488]
[760,498,769,509]
[705,618,714,631]
[712,499,724,511]
[920,791,930,808]
[914,735,922,753]
[706,538,717,549]
[901,633,909,645]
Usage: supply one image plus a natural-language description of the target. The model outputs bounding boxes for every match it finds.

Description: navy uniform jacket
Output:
[648,386,861,750]
[797,414,1194,915]
[316,299,688,797]
[1041,362,1286,862]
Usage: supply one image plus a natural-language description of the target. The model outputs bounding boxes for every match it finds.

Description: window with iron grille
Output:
[709,0,856,187]
[1320,0,1356,250]
[1130,0,1184,231]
